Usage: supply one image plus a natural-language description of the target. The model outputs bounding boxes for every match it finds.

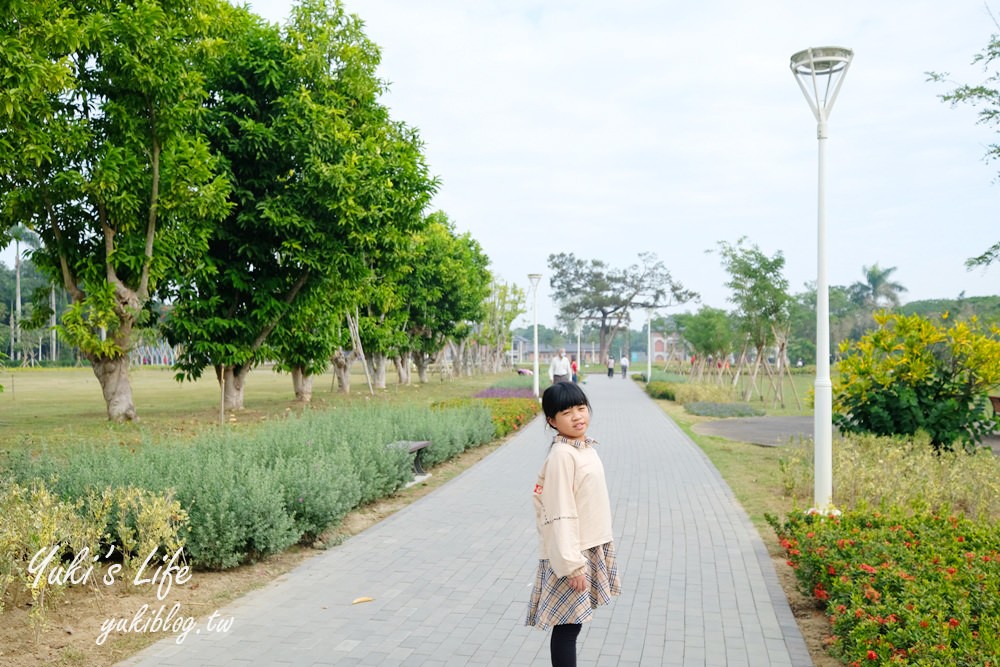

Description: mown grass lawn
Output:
[0,365,503,456]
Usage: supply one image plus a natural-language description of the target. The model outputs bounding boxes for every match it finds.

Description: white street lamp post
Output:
[528,273,542,398]
[646,308,653,383]
[790,46,853,511]
[575,318,582,381]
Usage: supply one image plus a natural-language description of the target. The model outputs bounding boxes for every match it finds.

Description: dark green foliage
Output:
[834,313,1000,452]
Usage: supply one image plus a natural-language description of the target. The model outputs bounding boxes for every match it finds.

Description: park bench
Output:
[389,440,432,486]
[990,396,1000,416]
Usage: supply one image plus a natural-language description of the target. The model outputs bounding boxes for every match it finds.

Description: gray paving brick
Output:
[114,377,811,666]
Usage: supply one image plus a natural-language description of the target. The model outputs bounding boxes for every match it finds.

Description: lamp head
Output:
[790,46,853,121]
[790,47,853,76]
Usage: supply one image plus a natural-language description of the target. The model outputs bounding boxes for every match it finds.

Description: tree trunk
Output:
[394,351,412,385]
[447,340,462,378]
[91,356,138,422]
[291,366,313,403]
[218,364,249,410]
[367,353,387,389]
[743,346,764,402]
[332,349,353,394]
[414,353,430,384]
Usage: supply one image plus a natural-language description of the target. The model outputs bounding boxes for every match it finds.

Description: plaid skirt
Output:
[525,541,621,630]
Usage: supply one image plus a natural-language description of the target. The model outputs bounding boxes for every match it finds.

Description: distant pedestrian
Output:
[620,354,629,379]
[549,348,571,384]
[570,355,579,383]
[526,382,621,666]
[606,355,614,379]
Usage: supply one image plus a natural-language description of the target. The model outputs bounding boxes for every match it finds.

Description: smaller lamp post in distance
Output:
[528,273,542,398]
[575,317,582,382]
[646,307,653,384]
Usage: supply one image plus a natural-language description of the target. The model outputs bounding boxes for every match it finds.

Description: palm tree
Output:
[848,263,907,310]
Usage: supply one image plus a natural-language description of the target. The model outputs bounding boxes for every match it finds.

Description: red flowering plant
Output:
[767,508,1000,664]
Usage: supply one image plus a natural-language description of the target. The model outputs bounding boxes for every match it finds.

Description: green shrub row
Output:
[5,403,499,570]
[684,401,765,418]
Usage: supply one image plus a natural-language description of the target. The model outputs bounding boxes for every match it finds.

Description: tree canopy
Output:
[929,24,1000,268]
[158,0,439,408]
[0,0,233,420]
[548,251,696,361]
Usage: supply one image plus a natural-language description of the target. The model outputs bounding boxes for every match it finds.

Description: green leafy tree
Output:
[548,251,696,365]
[714,237,790,399]
[400,212,492,383]
[0,0,232,420]
[788,282,857,364]
[476,280,525,374]
[834,312,1000,451]
[674,307,734,380]
[161,0,436,408]
[929,26,1000,268]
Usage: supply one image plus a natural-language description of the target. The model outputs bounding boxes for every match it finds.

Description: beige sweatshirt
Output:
[532,437,614,578]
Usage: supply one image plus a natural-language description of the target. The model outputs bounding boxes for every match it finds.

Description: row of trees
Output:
[0,0,521,420]
[541,241,927,378]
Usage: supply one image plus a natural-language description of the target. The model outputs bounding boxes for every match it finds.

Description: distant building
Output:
[650,332,682,363]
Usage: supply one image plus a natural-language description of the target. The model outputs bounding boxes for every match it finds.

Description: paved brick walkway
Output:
[116,376,811,667]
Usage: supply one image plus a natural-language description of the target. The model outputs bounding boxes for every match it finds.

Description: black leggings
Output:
[551,623,581,667]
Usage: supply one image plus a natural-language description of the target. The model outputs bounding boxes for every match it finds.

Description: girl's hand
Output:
[567,573,587,592]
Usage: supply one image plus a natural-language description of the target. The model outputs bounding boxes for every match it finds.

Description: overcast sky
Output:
[4,0,999,330]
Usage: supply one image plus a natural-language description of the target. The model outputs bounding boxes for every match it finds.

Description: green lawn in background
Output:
[0,365,507,455]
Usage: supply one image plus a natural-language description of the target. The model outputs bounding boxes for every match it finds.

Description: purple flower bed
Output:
[474,387,536,399]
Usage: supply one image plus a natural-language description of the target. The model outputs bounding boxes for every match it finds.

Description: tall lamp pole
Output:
[646,307,653,383]
[575,317,582,380]
[528,273,542,398]
[790,46,853,510]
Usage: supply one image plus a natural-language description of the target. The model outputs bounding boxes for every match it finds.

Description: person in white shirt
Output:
[548,348,571,384]
[619,354,629,379]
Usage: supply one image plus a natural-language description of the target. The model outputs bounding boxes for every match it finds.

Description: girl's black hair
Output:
[541,381,592,420]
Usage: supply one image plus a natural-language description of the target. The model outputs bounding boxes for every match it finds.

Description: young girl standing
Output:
[525,382,621,667]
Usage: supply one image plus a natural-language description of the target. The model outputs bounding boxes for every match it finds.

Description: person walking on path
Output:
[570,355,579,383]
[526,382,621,667]
[549,348,572,384]
[606,355,614,378]
[619,354,629,379]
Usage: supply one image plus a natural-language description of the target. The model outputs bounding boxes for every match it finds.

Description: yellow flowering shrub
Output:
[834,312,1000,451]
[0,480,188,638]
